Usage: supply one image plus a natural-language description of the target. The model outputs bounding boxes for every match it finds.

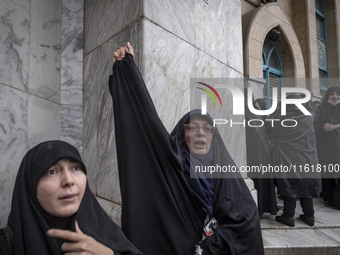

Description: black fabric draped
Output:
[7,140,142,255]
[109,53,264,255]
[315,87,340,206]
[270,100,321,198]
[245,97,277,215]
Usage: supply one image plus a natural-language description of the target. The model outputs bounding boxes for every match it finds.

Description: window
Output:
[315,0,329,92]
[262,37,283,109]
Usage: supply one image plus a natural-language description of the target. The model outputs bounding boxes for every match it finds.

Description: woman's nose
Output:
[61,170,74,187]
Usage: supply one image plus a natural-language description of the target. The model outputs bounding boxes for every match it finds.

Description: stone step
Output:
[261,198,340,255]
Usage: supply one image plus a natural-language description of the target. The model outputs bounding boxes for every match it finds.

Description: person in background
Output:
[270,94,321,227]
[315,87,340,209]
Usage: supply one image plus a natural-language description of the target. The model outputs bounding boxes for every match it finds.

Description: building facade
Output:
[0,0,339,226]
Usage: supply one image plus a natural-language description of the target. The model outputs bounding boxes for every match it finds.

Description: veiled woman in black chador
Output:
[108,43,264,255]
[315,86,340,208]
[0,140,142,255]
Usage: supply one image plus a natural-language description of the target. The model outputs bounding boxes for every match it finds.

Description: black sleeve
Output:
[0,227,12,255]
[108,54,204,255]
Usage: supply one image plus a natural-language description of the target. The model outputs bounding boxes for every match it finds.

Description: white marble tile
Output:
[97,0,141,48]
[194,0,243,73]
[28,0,61,103]
[262,228,340,248]
[144,0,195,44]
[61,0,83,106]
[60,105,82,153]
[83,49,99,193]
[94,24,140,203]
[142,19,195,132]
[0,85,28,227]
[84,0,99,54]
[96,196,122,226]
[84,0,141,55]
[0,0,29,91]
[27,95,60,148]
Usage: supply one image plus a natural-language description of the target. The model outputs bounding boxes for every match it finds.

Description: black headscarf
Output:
[109,53,264,255]
[269,97,321,198]
[315,87,340,205]
[8,140,142,255]
[180,111,214,217]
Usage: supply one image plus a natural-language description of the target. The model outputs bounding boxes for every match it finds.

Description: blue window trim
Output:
[262,40,283,109]
[315,0,329,92]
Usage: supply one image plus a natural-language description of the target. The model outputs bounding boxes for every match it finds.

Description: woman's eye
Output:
[47,169,57,175]
[73,165,82,171]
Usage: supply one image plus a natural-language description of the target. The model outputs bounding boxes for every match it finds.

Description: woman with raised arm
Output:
[109,42,264,255]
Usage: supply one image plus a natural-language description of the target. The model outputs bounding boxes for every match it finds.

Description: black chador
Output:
[109,53,264,255]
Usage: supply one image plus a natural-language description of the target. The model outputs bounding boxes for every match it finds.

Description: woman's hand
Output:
[113,42,134,62]
[323,123,335,132]
[47,221,114,255]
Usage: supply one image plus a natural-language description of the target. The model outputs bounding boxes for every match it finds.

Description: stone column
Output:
[83,0,256,223]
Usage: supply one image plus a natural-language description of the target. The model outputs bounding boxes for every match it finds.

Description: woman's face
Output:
[184,116,214,155]
[37,158,86,217]
[328,91,340,103]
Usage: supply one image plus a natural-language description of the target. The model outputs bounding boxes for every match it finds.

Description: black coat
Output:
[315,87,340,205]
[270,101,321,198]
[109,53,264,255]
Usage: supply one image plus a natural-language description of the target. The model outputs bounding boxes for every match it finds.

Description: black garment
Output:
[245,95,277,215]
[315,87,340,207]
[109,53,264,255]
[0,226,13,255]
[283,197,314,217]
[7,140,142,255]
[270,99,321,199]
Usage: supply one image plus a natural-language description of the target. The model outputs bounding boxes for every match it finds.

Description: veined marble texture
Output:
[83,50,99,193]
[143,0,243,74]
[0,0,29,91]
[0,84,28,227]
[142,19,195,132]
[61,0,83,153]
[84,0,141,55]
[144,0,195,44]
[27,95,60,148]
[61,0,83,106]
[85,23,139,203]
[194,0,243,72]
[28,0,61,103]
[61,104,82,153]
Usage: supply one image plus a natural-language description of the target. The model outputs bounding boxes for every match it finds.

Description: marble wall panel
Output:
[0,85,28,227]
[142,19,196,132]
[193,47,246,167]
[84,0,99,55]
[61,0,83,107]
[60,105,82,152]
[95,23,140,203]
[0,0,29,91]
[144,0,195,44]
[27,95,60,148]
[29,0,61,103]
[61,0,83,153]
[194,0,243,73]
[83,50,99,193]
[84,0,142,55]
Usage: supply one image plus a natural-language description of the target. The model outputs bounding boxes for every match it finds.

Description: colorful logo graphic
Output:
[196,82,223,106]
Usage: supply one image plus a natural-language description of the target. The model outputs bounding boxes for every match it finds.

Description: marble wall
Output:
[83,0,246,222]
[0,0,83,227]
